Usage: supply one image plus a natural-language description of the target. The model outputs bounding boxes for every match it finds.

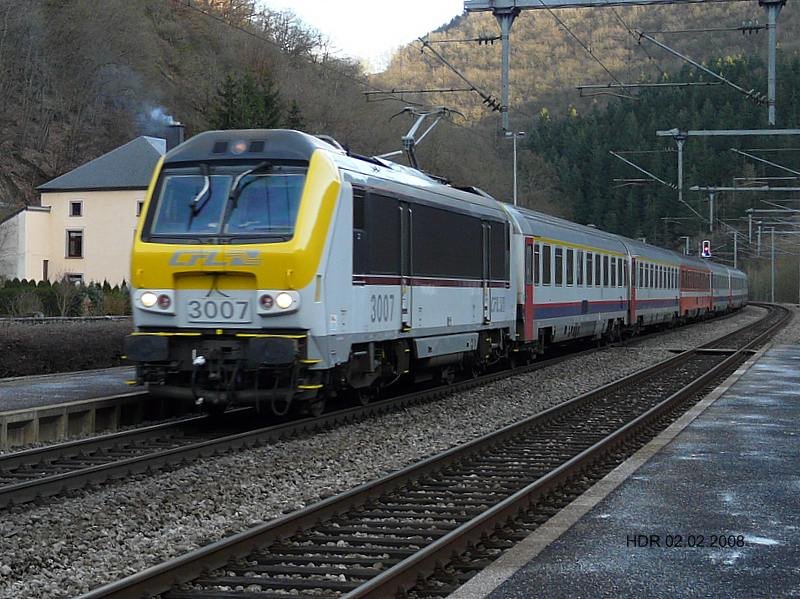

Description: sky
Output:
[259,1,465,71]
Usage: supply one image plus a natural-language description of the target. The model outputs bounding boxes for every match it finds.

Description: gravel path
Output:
[0,306,776,598]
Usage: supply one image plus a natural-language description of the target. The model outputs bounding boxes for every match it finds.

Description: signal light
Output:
[701,240,712,258]
[260,294,274,310]
[157,294,172,310]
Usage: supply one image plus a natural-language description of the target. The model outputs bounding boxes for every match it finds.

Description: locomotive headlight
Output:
[275,292,293,309]
[140,292,158,308]
[257,290,299,315]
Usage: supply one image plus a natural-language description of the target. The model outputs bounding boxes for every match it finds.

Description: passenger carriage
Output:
[679,255,713,319]
[619,239,681,328]
[503,206,630,347]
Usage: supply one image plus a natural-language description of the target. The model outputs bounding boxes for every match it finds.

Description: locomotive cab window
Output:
[146,164,307,242]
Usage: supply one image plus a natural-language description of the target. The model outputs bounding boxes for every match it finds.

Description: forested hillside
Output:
[382,3,799,124]
[0,0,461,208]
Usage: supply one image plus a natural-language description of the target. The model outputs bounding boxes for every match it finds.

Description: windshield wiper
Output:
[222,161,271,226]
[188,164,212,221]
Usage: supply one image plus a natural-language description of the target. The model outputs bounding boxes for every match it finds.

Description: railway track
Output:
[0,337,608,508]
[0,306,771,509]
[74,303,789,599]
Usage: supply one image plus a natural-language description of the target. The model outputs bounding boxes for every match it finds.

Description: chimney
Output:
[165,122,185,151]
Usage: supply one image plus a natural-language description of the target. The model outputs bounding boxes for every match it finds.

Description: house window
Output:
[136,201,144,217]
[66,273,84,285]
[67,230,83,258]
[70,201,83,217]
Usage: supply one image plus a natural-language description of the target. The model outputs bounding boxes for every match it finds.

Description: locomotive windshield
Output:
[148,165,306,241]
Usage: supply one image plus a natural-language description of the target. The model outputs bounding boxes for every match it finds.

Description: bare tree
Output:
[52,274,82,317]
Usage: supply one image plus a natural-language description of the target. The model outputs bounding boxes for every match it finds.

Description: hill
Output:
[379,3,799,124]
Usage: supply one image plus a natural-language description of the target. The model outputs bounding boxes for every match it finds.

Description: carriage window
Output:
[595,253,602,287]
[617,258,623,287]
[566,248,574,285]
[603,255,609,287]
[534,243,541,285]
[610,257,617,287]
[577,250,584,286]
[586,252,593,286]
[555,247,564,286]
[542,244,552,286]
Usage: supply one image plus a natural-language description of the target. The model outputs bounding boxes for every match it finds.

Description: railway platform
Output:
[0,366,137,412]
[452,344,800,598]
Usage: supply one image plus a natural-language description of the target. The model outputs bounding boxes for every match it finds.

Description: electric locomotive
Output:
[125,129,515,415]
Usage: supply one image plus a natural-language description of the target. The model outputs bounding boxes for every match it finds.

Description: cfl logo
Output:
[169,250,261,267]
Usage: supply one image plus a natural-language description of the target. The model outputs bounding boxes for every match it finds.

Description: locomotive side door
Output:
[524,237,536,341]
[628,256,637,326]
[400,203,412,331]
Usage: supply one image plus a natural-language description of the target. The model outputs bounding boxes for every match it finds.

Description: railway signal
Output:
[701,240,712,258]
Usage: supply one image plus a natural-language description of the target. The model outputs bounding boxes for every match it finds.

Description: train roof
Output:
[162,129,343,166]
[504,205,629,254]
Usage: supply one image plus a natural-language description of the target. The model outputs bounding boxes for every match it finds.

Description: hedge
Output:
[0,320,132,378]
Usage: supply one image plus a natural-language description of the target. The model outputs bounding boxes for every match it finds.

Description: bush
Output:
[0,320,132,377]
[0,280,131,316]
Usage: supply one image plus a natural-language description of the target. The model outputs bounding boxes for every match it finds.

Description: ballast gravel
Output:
[770,303,800,345]
[0,306,771,598]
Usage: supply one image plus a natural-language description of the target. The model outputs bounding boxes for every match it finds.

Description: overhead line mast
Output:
[463,0,785,130]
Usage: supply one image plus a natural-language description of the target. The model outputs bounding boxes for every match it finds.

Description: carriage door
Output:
[400,203,412,331]
[629,256,637,326]
[524,237,536,341]
[482,223,491,323]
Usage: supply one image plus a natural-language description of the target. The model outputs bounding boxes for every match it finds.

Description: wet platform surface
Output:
[462,345,800,598]
[0,367,139,412]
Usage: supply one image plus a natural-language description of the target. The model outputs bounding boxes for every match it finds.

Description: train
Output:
[124,129,748,415]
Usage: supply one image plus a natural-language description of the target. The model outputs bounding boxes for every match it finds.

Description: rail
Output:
[74,303,790,599]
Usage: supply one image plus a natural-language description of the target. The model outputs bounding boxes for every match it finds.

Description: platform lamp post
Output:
[505,130,525,206]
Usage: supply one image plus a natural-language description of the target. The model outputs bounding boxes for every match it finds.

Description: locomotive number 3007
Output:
[370,294,395,323]
[187,299,250,323]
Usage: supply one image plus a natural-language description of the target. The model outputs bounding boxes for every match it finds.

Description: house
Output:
[0,136,166,285]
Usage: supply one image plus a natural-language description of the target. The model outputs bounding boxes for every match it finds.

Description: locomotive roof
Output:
[162,129,345,165]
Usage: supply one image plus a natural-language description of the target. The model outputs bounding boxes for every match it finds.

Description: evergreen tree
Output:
[210,73,283,130]
[285,100,306,130]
